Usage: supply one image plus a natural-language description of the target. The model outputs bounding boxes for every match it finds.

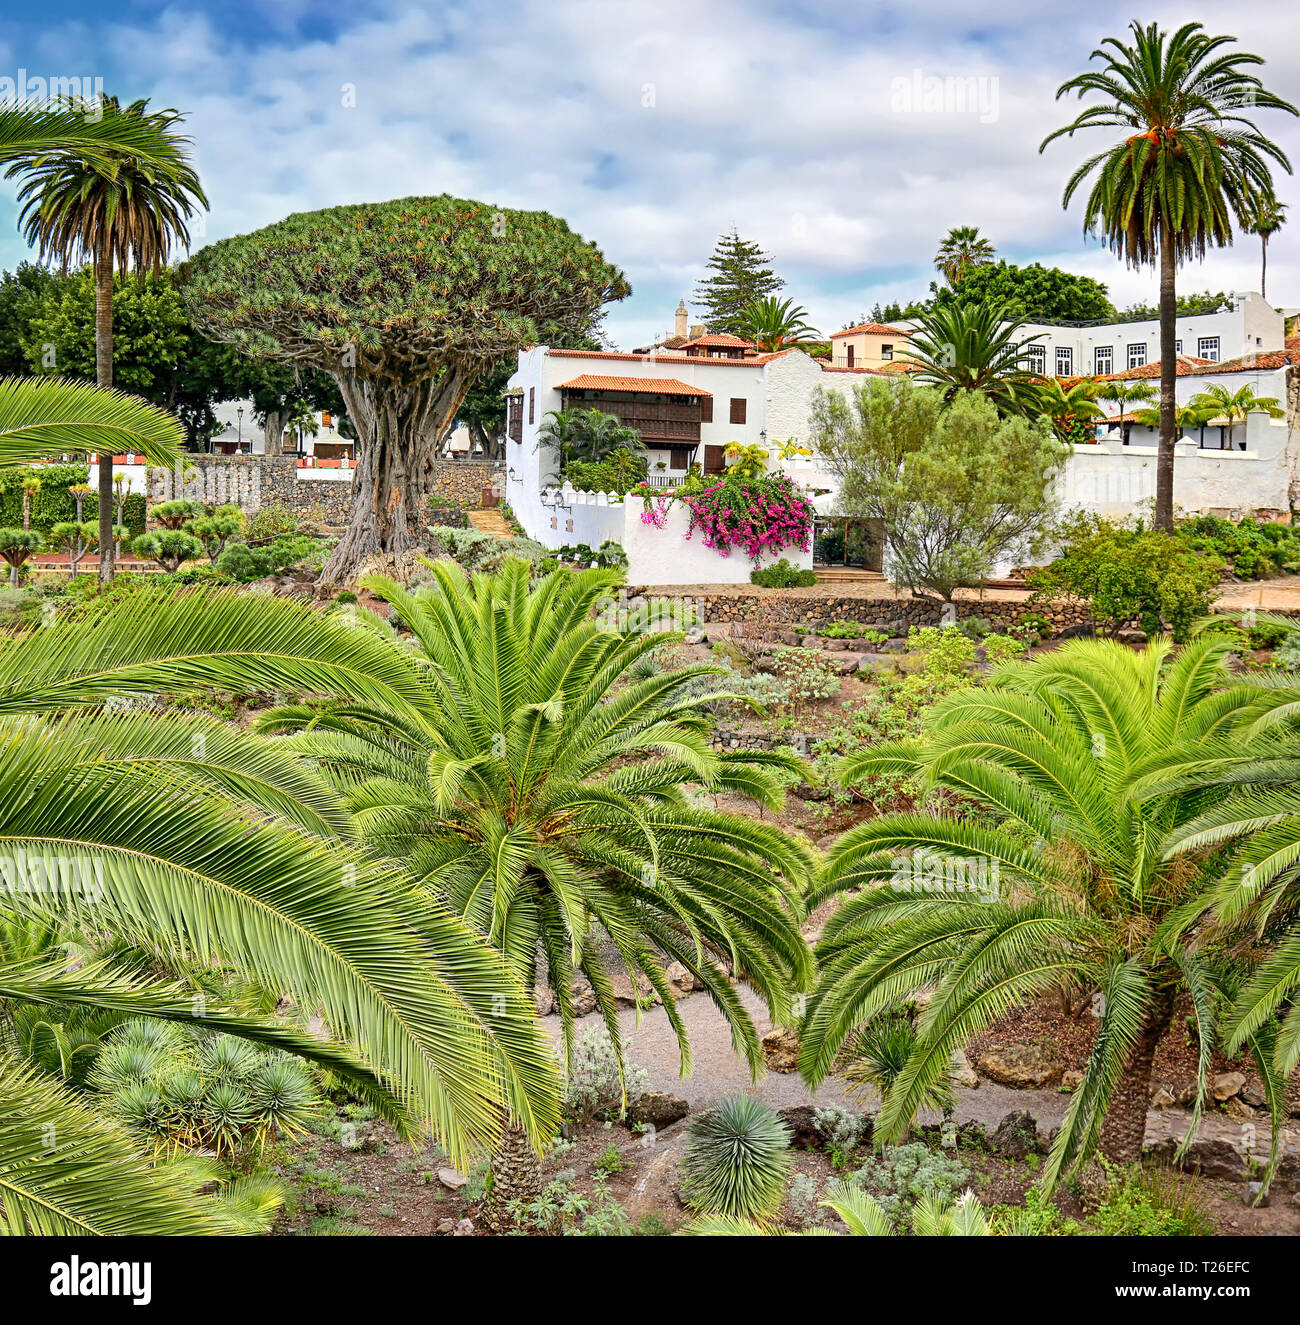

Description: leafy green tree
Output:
[187,507,244,563]
[260,560,814,1209]
[738,296,819,351]
[1120,290,1232,320]
[0,263,59,377]
[934,226,995,284]
[810,378,1065,600]
[4,95,206,580]
[132,528,202,572]
[183,195,629,583]
[693,227,784,334]
[47,519,98,578]
[1042,20,1297,530]
[802,638,1292,1181]
[900,301,1042,414]
[0,527,42,587]
[930,261,1115,323]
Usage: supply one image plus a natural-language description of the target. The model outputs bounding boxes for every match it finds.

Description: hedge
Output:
[0,464,147,538]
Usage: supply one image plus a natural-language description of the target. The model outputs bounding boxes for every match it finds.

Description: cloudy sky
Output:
[1,0,1298,348]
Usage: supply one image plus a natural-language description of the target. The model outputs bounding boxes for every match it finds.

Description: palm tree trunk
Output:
[1154,232,1177,532]
[93,249,115,583]
[1098,988,1174,1164]
[1261,236,1268,302]
[484,1123,543,1229]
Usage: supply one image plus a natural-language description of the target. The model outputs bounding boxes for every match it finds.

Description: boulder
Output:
[991,1109,1040,1159]
[608,971,657,1007]
[1211,1071,1247,1102]
[1057,624,1096,640]
[1149,1086,1177,1110]
[761,1026,800,1074]
[570,980,598,1017]
[1116,628,1149,645]
[777,1105,822,1149]
[878,639,907,653]
[1241,1083,1267,1109]
[951,1049,980,1090]
[625,1091,690,1130]
[452,1218,475,1236]
[1225,1096,1255,1121]
[1060,1070,1084,1092]
[533,985,556,1016]
[664,961,698,994]
[972,1041,1066,1089]
[437,1167,468,1191]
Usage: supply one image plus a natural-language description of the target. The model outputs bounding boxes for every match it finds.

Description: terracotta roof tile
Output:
[830,322,912,340]
[556,373,711,397]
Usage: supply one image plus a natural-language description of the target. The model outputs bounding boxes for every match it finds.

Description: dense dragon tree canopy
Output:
[181,195,630,381]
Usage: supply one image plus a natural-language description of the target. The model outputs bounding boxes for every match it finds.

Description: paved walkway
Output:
[467,508,515,538]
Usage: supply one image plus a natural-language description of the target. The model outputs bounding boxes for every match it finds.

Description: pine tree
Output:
[692,228,784,334]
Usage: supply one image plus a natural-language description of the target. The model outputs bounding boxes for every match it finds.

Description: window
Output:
[1127,343,1147,370]
[1094,346,1112,375]
[1174,340,1182,354]
[881,343,893,360]
[507,395,523,443]
[1055,347,1073,377]
[846,345,855,368]
[1026,344,1046,375]
[528,387,535,424]
[699,395,713,423]
[729,397,747,425]
[1198,336,1220,362]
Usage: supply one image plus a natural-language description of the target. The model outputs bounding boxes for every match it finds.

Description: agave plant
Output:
[801,637,1295,1190]
[680,1094,793,1221]
[0,585,563,1231]
[259,559,814,1205]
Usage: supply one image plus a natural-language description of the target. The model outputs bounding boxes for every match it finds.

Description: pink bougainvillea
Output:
[634,473,813,562]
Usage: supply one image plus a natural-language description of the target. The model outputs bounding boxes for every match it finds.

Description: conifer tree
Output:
[693,227,783,334]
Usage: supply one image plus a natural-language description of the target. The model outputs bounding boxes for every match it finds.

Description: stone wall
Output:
[147,455,496,527]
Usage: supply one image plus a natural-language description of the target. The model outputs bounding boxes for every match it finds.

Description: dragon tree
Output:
[182,196,628,582]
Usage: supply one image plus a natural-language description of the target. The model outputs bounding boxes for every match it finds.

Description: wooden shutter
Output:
[729,398,747,425]
[700,395,713,423]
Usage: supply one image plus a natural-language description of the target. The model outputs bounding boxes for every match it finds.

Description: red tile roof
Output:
[829,322,911,340]
[1210,349,1300,374]
[679,333,754,349]
[556,373,711,397]
[1104,354,1218,380]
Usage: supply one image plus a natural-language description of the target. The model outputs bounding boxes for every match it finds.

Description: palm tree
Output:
[0,100,194,171]
[900,301,1041,414]
[1245,195,1287,300]
[4,96,207,581]
[260,559,815,1211]
[0,585,563,1230]
[739,296,820,351]
[1032,377,1107,443]
[1132,399,1218,445]
[1042,21,1297,530]
[934,227,995,284]
[539,407,644,468]
[800,638,1289,1186]
[1186,383,1285,449]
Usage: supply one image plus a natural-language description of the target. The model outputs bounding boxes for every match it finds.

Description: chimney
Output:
[675,300,688,339]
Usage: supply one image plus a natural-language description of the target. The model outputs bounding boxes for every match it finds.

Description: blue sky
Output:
[1,1,1297,348]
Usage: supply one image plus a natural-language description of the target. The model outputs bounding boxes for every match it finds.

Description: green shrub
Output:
[1030,516,1221,641]
[561,1025,648,1123]
[215,535,324,582]
[750,558,816,588]
[766,646,842,708]
[1176,514,1300,581]
[133,529,204,573]
[981,632,1027,664]
[429,526,550,577]
[847,1141,969,1229]
[680,1094,793,1221]
[1090,1164,1214,1236]
[907,625,976,675]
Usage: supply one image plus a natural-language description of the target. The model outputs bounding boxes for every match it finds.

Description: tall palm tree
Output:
[1245,195,1287,300]
[4,96,207,581]
[934,227,995,284]
[738,296,820,351]
[900,301,1040,414]
[1042,21,1297,530]
[1186,382,1285,449]
[0,585,562,1231]
[800,638,1289,1187]
[260,559,815,1210]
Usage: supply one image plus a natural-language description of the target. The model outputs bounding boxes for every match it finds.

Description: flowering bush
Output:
[635,473,812,563]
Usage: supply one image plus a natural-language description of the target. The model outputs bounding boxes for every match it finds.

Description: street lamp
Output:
[236,405,244,450]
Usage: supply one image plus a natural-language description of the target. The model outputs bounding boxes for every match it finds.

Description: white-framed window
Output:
[881,343,893,360]
[1127,343,1148,370]
[1198,336,1220,361]
[1094,346,1113,375]
[1026,343,1046,375]
[1174,340,1183,354]
[1055,347,1073,377]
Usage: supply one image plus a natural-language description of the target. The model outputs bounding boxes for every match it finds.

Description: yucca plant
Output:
[0,585,564,1231]
[680,1094,793,1221]
[260,559,814,1207]
[801,637,1294,1190]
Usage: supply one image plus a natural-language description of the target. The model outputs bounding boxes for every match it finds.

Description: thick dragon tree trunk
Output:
[1153,232,1177,532]
[94,249,116,583]
[1097,987,1175,1165]
[320,369,471,586]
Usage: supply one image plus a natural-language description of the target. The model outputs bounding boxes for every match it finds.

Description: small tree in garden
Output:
[48,520,98,578]
[132,528,203,573]
[540,408,642,467]
[150,499,203,530]
[183,195,629,582]
[188,506,244,563]
[19,474,40,530]
[0,527,43,587]
[810,376,1066,600]
[67,482,92,521]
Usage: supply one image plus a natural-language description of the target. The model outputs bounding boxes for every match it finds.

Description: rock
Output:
[951,1049,980,1090]
[1212,1071,1247,1102]
[437,1167,468,1191]
[761,1026,800,1074]
[437,1218,457,1234]
[972,1042,1066,1089]
[1176,1082,1200,1108]
[777,1105,822,1149]
[1241,1083,1267,1109]
[1150,1086,1177,1110]
[683,628,706,645]
[570,980,597,1017]
[991,1109,1040,1159]
[608,971,657,1007]
[1116,628,1149,645]
[1061,1070,1084,1092]
[452,1218,475,1236]
[1146,1136,1245,1181]
[625,1091,689,1130]
[821,638,848,651]
[878,639,907,653]
[830,655,860,675]
[1057,624,1096,640]
[1246,1181,1270,1208]
[1225,1096,1255,1121]
[533,985,555,1016]
[663,961,698,994]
